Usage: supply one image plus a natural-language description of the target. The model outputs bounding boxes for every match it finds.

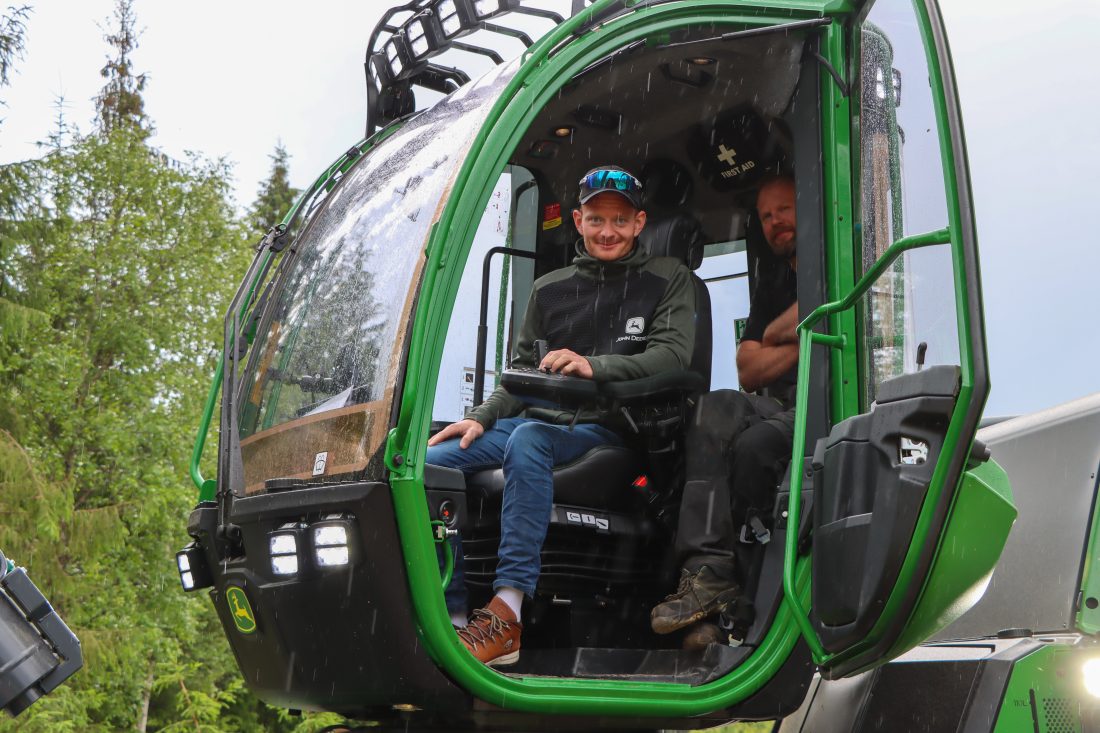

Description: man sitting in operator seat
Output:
[650,174,799,647]
[427,165,698,666]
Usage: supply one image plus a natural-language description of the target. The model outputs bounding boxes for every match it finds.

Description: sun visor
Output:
[689,105,791,193]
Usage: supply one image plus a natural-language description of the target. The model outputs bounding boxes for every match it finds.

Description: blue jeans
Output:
[426,417,622,610]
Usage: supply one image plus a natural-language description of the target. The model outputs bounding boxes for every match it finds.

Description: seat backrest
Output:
[638,214,712,388]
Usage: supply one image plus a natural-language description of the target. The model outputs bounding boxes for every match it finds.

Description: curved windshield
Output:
[234,61,517,494]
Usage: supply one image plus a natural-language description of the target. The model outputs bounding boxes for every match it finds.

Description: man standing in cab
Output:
[651,174,799,647]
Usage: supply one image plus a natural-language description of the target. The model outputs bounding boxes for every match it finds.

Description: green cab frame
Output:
[187,0,1015,721]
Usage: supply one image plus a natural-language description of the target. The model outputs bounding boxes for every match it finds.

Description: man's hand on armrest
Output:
[541,348,594,379]
[428,419,485,449]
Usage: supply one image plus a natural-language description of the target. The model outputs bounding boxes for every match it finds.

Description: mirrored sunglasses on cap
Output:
[578,169,643,194]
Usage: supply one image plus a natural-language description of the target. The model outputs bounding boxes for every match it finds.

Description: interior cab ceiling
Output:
[512,28,807,243]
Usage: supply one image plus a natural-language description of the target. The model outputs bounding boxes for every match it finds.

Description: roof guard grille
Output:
[363,0,674,134]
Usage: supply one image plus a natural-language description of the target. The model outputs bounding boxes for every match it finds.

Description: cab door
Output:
[784,0,1015,679]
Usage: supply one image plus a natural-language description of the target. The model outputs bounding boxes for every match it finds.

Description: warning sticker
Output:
[542,202,562,231]
[461,367,496,409]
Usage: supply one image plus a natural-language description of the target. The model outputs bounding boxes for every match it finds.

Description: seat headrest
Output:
[640,159,694,213]
[638,215,704,270]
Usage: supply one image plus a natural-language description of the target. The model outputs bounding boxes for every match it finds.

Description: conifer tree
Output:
[94,0,149,135]
[0,4,36,431]
[0,4,29,98]
[0,5,348,730]
[249,142,300,233]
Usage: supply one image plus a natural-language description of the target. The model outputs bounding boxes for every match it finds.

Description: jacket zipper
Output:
[591,263,604,356]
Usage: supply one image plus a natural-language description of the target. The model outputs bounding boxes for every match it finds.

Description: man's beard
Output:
[770,230,796,259]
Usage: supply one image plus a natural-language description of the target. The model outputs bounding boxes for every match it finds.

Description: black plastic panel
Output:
[207,481,469,716]
[874,364,960,404]
[812,369,959,652]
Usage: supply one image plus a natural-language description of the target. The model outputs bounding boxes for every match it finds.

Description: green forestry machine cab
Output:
[177,0,1017,729]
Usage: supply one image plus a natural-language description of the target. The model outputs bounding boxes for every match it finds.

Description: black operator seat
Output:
[637,157,712,387]
[637,214,711,387]
[463,197,712,513]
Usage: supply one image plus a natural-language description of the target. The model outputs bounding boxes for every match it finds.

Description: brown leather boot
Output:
[650,566,740,634]
[457,596,522,666]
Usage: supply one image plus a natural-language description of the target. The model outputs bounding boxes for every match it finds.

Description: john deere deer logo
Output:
[226,586,257,635]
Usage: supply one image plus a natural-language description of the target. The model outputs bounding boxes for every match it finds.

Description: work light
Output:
[175,542,213,592]
[437,0,465,38]
[268,523,306,577]
[312,515,357,569]
[473,0,518,20]
[405,13,445,61]
[384,36,408,79]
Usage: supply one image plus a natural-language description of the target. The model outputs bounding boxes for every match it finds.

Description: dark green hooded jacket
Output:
[468,240,698,431]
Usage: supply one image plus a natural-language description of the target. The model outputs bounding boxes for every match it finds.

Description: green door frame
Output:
[780,0,996,678]
[385,0,852,716]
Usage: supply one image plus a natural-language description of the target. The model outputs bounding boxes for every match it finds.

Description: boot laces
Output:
[457,607,509,650]
[661,569,698,602]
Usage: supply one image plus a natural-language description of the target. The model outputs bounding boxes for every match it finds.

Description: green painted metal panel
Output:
[884,458,1016,660]
[1077,478,1100,635]
[995,644,1087,733]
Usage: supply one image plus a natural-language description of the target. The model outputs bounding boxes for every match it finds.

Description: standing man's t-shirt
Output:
[740,265,797,407]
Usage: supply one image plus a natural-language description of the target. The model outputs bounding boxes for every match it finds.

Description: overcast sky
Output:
[2,0,1096,417]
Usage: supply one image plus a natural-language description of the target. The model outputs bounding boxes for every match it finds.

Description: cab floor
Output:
[501,645,753,685]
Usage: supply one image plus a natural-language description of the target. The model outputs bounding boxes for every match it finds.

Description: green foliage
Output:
[248,142,300,235]
[0,119,292,732]
[0,2,355,729]
[0,4,30,96]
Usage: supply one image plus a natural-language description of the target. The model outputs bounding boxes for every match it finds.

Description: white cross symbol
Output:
[717,144,738,166]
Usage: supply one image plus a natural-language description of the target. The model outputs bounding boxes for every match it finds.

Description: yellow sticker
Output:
[226,586,257,634]
[542,203,562,230]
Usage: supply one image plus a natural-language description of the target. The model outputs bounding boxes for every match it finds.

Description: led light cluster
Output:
[175,542,213,592]
[269,526,303,576]
[371,0,521,83]
[267,515,357,578]
[438,0,463,37]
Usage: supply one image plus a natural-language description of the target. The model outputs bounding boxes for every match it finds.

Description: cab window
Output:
[859,0,960,404]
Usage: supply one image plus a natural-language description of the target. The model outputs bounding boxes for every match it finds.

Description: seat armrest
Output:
[600,370,707,403]
[424,463,466,490]
[500,368,601,405]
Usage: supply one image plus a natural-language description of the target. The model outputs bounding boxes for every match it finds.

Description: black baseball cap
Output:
[577,165,644,209]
